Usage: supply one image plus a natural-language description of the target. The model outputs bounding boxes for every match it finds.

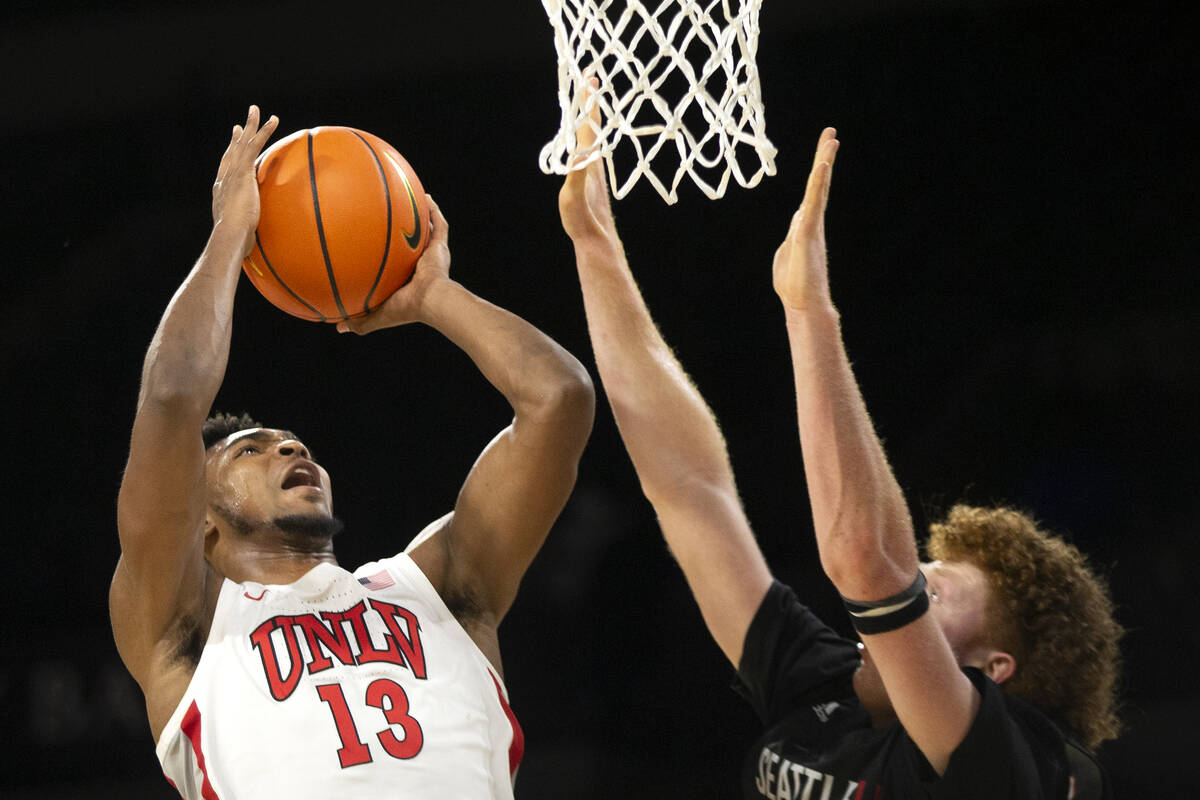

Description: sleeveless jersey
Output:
[156,553,524,799]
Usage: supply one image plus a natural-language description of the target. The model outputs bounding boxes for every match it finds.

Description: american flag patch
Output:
[358,569,395,590]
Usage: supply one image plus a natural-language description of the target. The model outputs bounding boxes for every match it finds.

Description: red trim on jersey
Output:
[852,783,883,800]
[489,672,524,776]
[180,700,221,800]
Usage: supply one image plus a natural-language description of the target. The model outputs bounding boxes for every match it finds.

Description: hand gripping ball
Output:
[243,126,431,322]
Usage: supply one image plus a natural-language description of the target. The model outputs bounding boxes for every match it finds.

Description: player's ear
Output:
[982,650,1016,685]
[203,512,220,556]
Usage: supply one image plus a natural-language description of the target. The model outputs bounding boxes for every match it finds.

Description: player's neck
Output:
[214,534,338,586]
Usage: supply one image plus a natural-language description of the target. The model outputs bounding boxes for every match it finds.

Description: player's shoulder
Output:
[950,668,1076,796]
[398,512,455,591]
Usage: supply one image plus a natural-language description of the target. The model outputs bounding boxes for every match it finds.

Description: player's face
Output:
[851,560,997,719]
[206,428,333,524]
[921,560,993,662]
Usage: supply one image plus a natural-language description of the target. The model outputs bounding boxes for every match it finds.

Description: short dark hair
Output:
[202,411,263,449]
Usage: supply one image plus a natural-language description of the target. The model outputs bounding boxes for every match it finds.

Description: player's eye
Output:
[236,445,259,456]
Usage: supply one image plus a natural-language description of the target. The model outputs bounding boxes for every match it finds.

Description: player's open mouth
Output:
[281,464,321,490]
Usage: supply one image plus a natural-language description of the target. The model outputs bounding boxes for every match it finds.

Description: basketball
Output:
[243,126,431,322]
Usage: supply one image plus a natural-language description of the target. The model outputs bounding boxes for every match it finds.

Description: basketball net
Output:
[539,0,777,204]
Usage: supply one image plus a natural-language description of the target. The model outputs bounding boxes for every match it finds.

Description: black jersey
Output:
[734,580,1081,799]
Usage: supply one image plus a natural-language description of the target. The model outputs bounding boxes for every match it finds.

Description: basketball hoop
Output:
[539,0,777,204]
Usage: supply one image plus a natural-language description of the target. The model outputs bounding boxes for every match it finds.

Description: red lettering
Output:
[250,616,304,701]
[250,601,428,699]
[340,602,406,667]
[369,599,427,679]
[296,612,356,674]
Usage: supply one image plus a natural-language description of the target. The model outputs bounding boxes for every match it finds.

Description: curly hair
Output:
[926,505,1122,749]
[202,411,264,449]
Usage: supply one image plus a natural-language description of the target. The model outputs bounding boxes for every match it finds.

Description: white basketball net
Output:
[539,0,777,204]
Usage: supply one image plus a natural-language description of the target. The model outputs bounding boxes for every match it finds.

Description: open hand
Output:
[772,127,839,311]
[211,105,279,257]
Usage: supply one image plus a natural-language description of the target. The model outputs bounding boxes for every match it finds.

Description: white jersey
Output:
[156,553,523,799]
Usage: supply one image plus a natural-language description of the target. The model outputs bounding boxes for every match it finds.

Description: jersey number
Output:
[316,679,424,768]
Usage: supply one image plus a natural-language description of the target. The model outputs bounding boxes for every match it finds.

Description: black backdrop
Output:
[2,1,1196,796]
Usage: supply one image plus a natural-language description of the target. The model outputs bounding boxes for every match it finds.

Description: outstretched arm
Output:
[112,107,279,687]
[558,94,772,667]
[339,198,595,629]
[776,128,979,774]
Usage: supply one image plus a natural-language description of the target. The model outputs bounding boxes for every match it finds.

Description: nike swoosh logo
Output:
[386,151,423,250]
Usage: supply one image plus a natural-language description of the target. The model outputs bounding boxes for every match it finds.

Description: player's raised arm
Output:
[338,197,595,633]
[776,129,981,773]
[111,107,279,686]
[557,91,772,668]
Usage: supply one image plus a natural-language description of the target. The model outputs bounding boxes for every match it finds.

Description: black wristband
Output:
[841,571,930,635]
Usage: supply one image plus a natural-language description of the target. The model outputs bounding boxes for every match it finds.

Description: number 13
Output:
[316,678,424,768]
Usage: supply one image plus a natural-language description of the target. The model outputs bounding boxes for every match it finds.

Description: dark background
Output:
[2,0,1195,795]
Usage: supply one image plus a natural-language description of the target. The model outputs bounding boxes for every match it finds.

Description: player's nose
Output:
[276,439,311,460]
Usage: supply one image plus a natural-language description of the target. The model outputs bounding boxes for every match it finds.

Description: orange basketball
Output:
[243,126,430,322]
